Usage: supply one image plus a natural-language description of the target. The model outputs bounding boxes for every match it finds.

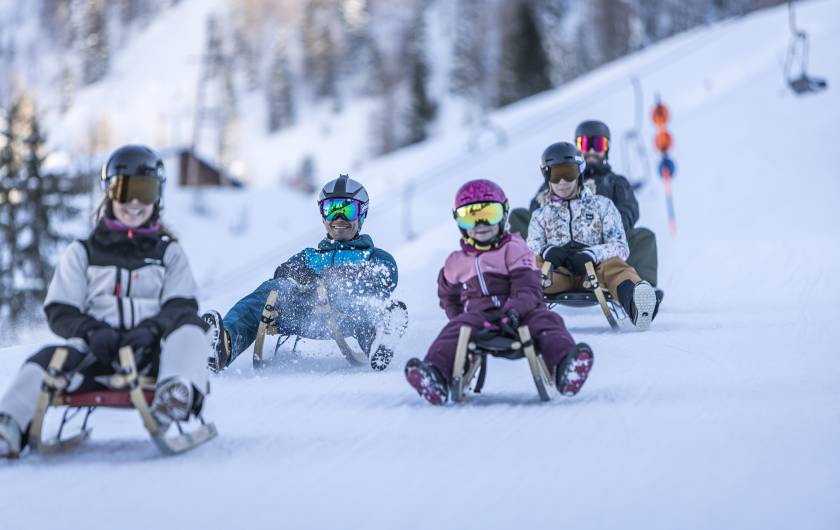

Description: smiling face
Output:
[466,222,501,243]
[324,217,360,241]
[112,199,155,227]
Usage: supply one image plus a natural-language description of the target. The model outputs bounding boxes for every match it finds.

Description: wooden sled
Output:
[252,282,371,370]
[450,325,554,403]
[541,262,663,331]
[29,346,217,456]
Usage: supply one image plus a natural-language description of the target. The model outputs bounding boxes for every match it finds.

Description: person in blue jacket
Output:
[203,175,402,372]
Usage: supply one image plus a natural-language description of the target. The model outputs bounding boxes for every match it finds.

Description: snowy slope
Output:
[3,2,840,530]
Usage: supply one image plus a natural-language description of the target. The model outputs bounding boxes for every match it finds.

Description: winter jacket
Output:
[273,234,397,298]
[526,186,629,265]
[43,219,202,341]
[528,163,639,233]
[437,234,543,319]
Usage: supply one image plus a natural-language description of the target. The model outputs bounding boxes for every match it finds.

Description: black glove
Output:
[120,322,160,369]
[567,251,595,276]
[499,309,519,335]
[85,324,121,366]
[276,263,319,288]
[542,246,571,268]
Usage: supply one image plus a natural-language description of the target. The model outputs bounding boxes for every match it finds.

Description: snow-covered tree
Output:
[82,0,110,85]
[401,3,437,146]
[266,43,295,133]
[0,95,82,328]
[302,0,342,103]
[496,0,552,107]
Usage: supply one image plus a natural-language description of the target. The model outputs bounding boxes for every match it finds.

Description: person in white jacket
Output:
[0,145,211,458]
[527,142,660,330]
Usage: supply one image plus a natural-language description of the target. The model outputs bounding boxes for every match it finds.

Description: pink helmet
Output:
[453,179,508,209]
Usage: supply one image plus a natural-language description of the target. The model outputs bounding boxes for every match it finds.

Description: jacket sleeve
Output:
[585,198,630,263]
[526,208,548,256]
[611,175,639,233]
[160,242,199,304]
[437,263,463,319]
[365,248,398,296]
[274,250,316,285]
[44,302,104,340]
[143,297,204,338]
[43,242,104,338]
[501,240,543,316]
[147,242,203,336]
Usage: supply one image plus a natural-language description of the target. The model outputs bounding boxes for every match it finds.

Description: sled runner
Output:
[253,289,281,369]
[541,262,663,331]
[316,281,369,366]
[29,346,217,456]
[252,282,406,370]
[450,324,554,403]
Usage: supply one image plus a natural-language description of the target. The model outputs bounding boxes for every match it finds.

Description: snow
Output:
[2,1,840,529]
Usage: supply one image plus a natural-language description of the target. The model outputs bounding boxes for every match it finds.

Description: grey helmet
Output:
[539,142,585,180]
[318,174,370,226]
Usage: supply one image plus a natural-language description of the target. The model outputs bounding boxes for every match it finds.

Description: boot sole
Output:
[370,345,394,372]
[405,366,446,405]
[632,282,657,331]
[558,346,594,397]
[202,311,229,372]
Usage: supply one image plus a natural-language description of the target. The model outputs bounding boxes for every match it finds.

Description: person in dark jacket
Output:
[403,179,594,405]
[0,145,211,458]
[203,175,402,373]
[508,120,659,285]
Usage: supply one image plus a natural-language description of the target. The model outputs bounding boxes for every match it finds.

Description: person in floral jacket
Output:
[527,142,660,330]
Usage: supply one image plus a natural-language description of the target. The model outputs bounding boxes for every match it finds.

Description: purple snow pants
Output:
[424,308,575,383]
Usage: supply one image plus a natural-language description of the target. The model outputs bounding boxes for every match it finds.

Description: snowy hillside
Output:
[2,2,840,529]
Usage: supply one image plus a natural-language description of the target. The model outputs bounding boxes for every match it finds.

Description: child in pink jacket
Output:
[404,179,594,405]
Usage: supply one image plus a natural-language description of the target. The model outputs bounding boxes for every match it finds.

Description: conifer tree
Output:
[497,1,552,107]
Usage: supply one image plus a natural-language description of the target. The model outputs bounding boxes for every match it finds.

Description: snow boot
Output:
[202,310,232,372]
[382,300,409,339]
[618,280,659,330]
[151,377,195,429]
[404,358,448,405]
[556,343,594,397]
[0,414,22,459]
[369,344,394,372]
[360,300,407,372]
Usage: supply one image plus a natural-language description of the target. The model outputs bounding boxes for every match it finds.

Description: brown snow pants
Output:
[543,257,640,300]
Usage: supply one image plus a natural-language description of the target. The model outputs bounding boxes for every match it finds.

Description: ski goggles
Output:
[453,201,506,230]
[547,164,580,183]
[106,175,161,204]
[320,198,364,222]
[576,135,609,153]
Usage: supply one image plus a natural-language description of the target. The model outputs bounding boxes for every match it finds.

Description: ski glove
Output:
[275,263,319,288]
[567,251,596,276]
[482,310,519,337]
[120,322,161,369]
[85,324,122,365]
[542,246,572,269]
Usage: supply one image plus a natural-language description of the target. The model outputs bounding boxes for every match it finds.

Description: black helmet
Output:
[540,142,585,180]
[574,120,611,141]
[100,145,166,205]
[318,174,370,227]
